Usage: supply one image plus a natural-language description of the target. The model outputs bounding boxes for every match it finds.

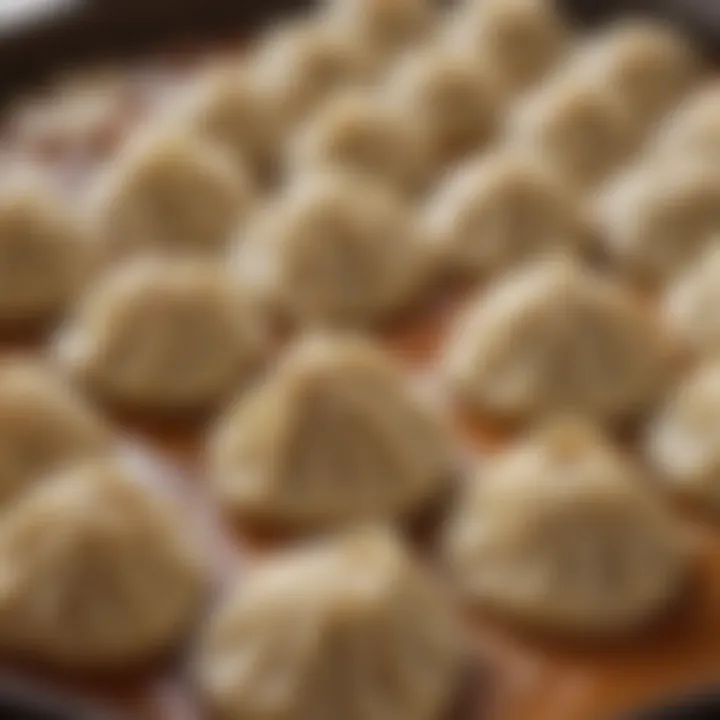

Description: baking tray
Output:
[0,1,720,719]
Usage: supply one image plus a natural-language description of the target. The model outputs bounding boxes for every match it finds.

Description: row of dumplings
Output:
[0,352,702,717]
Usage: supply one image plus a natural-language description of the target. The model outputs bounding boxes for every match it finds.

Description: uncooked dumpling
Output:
[385,47,503,172]
[0,461,205,669]
[445,0,570,94]
[197,527,463,720]
[57,257,268,412]
[0,361,110,505]
[424,150,591,276]
[208,334,453,528]
[509,73,639,188]
[324,0,435,66]
[288,89,430,195]
[0,173,96,326]
[93,129,253,258]
[445,420,687,636]
[569,20,701,129]
[443,257,672,424]
[238,171,431,326]
[175,64,283,181]
[597,159,720,283]
[653,84,720,162]
[663,244,720,356]
[647,362,720,513]
[252,20,373,126]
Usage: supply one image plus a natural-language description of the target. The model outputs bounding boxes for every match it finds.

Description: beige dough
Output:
[208,334,453,528]
[446,419,688,636]
[443,257,672,425]
[646,362,720,514]
[424,149,591,276]
[93,129,253,258]
[509,73,640,188]
[196,527,463,720]
[0,361,111,505]
[174,63,283,182]
[0,460,205,669]
[288,89,431,196]
[323,0,436,66]
[653,83,720,162]
[238,171,431,326]
[252,19,373,127]
[444,0,570,94]
[384,46,503,173]
[56,257,268,413]
[568,20,701,130]
[597,158,720,284]
[663,244,720,356]
[0,173,96,326]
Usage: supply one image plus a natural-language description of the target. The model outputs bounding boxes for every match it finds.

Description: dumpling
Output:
[509,73,640,188]
[568,20,701,130]
[663,244,720,356]
[56,257,268,413]
[323,0,436,66]
[288,89,430,196]
[445,420,688,636]
[174,64,283,182]
[424,150,592,276]
[0,172,96,327]
[653,84,720,162]
[597,159,720,284]
[443,257,672,424]
[196,527,463,720]
[647,362,720,513]
[0,461,205,669]
[92,129,253,258]
[208,334,453,528]
[238,171,431,327]
[252,20,373,127]
[444,0,570,94]
[384,47,503,172]
[0,361,111,505]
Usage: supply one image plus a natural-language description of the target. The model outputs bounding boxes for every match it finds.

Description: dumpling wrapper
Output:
[0,461,205,669]
[0,172,97,326]
[238,170,432,327]
[446,419,688,636]
[287,89,431,196]
[92,128,253,258]
[196,527,464,720]
[0,361,111,505]
[443,0,570,94]
[597,158,720,284]
[647,362,720,514]
[323,0,436,67]
[57,257,269,413]
[568,20,702,130]
[508,73,641,188]
[424,149,592,276]
[251,19,374,127]
[208,334,453,528]
[663,243,720,356]
[443,256,673,425]
[173,63,283,183]
[653,83,720,162]
[384,46,504,173]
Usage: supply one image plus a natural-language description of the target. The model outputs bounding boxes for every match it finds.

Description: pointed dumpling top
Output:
[209,333,452,528]
[444,256,672,425]
[446,419,687,635]
[197,527,463,720]
[0,460,205,669]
